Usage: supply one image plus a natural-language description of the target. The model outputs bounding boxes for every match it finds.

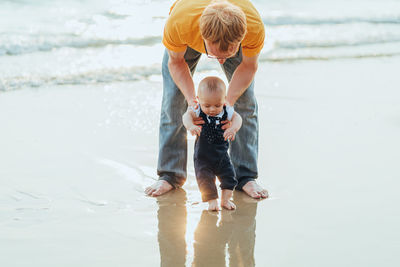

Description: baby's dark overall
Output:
[194,107,237,202]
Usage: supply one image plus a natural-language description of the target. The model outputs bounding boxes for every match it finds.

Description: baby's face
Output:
[198,91,225,117]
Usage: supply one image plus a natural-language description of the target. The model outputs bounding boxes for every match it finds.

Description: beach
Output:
[2,0,400,266]
[1,56,399,266]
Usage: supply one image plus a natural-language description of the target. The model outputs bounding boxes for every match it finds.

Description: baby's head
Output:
[197,76,226,116]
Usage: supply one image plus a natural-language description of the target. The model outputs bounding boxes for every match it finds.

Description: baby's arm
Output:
[182,109,202,136]
[223,111,242,141]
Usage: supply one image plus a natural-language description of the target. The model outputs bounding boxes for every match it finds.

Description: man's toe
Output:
[148,188,158,196]
[152,189,162,197]
[250,191,261,198]
[261,190,269,198]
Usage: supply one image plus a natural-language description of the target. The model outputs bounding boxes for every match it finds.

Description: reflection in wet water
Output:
[156,190,258,267]
[157,189,188,267]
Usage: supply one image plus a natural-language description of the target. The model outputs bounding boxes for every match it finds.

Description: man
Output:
[145,0,268,199]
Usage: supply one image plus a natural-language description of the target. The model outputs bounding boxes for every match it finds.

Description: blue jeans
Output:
[157,47,258,190]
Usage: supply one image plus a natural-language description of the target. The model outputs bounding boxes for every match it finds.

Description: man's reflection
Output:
[193,191,258,267]
[156,188,187,267]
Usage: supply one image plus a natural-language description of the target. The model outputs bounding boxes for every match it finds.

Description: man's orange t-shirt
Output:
[163,0,265,58]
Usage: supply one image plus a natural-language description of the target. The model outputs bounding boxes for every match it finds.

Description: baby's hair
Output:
[198,76,226,97]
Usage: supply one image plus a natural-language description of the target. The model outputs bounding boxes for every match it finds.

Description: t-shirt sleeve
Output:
[226,105,234,120]
[162,18,188,52]
[190,105,201,117]
[242,24,265,57]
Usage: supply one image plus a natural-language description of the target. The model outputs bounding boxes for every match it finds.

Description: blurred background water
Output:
[1,0,400,92]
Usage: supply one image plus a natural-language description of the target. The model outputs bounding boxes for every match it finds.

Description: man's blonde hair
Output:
[200,1,247,52]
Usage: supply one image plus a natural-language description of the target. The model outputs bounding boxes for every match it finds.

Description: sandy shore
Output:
[1,57,399,266]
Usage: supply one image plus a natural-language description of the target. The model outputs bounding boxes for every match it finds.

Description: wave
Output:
[0,66,161,92]
[0,34,161,56]
[1,12,400,58]
[262,14,400,26]
[2,13,400,57]
[260,51,400,62]
[274,38,400,50]
[2,32,400,58]
[2,50,400,92]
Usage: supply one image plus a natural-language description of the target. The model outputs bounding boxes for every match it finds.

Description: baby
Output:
[183,76,242,211]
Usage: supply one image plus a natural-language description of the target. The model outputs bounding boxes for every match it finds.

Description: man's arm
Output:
[223,112,242,141]
[167,49,197,107]
[225,53,259,106]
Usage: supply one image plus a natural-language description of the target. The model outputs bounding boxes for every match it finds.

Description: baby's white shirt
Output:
[191,105,234,124]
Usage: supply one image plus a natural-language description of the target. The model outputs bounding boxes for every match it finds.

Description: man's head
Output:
[200,0,247,64]
[197,76,226,117]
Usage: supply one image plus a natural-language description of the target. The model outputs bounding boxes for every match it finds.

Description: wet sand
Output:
[1,57,399,266]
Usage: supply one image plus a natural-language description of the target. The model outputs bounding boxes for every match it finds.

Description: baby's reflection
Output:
[193,191,258,267]
[156,190,258,267]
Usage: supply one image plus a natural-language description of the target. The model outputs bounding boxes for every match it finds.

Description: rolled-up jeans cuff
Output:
[220,184,237,191]
[235,177,255,191]
[202,193,219,202]
[159,175,180,189]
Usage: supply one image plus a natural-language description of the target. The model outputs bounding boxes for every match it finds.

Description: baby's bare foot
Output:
[145,180,173,197]
[208,199,220,211]
[220,189,235,210]
[221,199,236,210]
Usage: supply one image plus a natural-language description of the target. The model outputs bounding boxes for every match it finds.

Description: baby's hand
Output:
[223,126,237,141]
[189,125,201,136]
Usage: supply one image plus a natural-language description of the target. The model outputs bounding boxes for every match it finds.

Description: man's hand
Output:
[193,116,205,127]
[221,120,232,130]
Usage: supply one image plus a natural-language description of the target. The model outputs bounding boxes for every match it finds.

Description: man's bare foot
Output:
[145,180,173,197]
[221,189,236,210]
[208,199,220,211]
[242,181,268,199]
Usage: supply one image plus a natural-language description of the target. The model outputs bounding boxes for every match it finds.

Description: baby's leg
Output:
[216,155,237,210]
[195,158,219,210]
[221,189,236,210]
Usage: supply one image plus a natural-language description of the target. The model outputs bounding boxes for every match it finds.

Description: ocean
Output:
[1,0,400,92]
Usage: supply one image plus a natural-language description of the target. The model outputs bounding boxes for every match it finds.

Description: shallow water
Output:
[1,58,399,266]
